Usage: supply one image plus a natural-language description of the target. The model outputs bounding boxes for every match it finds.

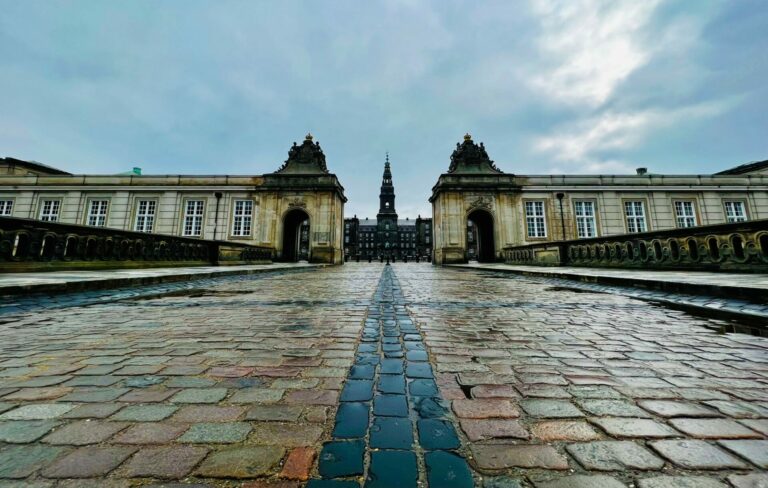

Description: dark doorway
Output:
[282,209,310,262]
[467,209,495,262]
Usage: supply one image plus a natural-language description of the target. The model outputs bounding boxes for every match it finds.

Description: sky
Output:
[1,1,766,218]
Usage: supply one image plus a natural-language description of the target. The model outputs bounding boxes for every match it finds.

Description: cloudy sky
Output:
[1,1,766,218]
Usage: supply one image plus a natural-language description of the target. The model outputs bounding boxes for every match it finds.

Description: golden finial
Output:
[464,133,472,141]
[305,133,313,141]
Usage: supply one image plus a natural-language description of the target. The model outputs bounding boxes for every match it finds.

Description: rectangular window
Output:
[674,201,697,228]
[39,199,61,222]
[86,200,109,227]
[183,200,205,237]
[525,201,547,238]
[624,201,647,233]
[0,200,13,216]
[724,201,747,223]
[134,200,156,233]
[574,201,597,238]
[231,200,253,237]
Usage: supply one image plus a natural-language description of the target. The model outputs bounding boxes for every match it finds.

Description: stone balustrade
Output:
[503,219,768,271]
[0,216,273,271]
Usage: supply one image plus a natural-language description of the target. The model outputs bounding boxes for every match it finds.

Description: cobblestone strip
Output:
[313,265,474,488]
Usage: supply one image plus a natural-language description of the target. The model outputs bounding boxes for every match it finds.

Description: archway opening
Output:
[282,209,310,262]
[467,209,495,263]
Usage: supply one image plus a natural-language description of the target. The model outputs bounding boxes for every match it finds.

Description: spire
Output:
[378,152,396,215]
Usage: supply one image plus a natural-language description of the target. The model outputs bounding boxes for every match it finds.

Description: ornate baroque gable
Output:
[447,134,504,174]
[274,134,330,175]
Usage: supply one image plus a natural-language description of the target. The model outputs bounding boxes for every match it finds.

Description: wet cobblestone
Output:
[0,263,766,486]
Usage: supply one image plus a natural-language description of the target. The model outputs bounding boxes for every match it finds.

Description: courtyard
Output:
[0,263,765,487]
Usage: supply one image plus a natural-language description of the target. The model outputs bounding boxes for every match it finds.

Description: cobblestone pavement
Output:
[0,263,766,487]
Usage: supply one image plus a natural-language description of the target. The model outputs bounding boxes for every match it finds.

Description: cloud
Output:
[533,99,738,173]
[528,0,661,106]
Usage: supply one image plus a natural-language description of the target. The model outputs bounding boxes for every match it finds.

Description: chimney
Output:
[636,167,648,175]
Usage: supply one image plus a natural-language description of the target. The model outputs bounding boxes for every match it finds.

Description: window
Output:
[674,201,697,228]
[183,200,205,237]
[724,201,747,223]
[134,200,156,233]
[525,201,547,238]
[574,201,597,238]
[0,200,13,216]
[86,200,109,227]
[624,201,647,233]
[39,199,61,222]
[345,236,349,244]
[231,200,253,237]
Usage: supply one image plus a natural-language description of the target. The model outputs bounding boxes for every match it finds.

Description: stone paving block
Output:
[638,400,721,418]
[285,389,339,405]
[60,387,130,402]
[41,446,137,478]
[0,445,68,479]
[111,404,178,421]
[636,476,727,488]
[281,446,316,481]
[531,420,601,441]
[112,422,189,444]
[0,404,74,420]
[373,394,408,417]
[170,388,228,403]
[568,386,623,399]
[471,444,569,470]
[590,418,680,438]
[718,440,768,468]
[3,387,72,401]
[459,418,529,441]
[484,476,524,488]
[61,403,124,419]
[703,400,768,419]
[578,399,651,417]
[668,418,763,439]
[177,422,251,443]
[0,420,60,443]
[471,385,519,398]
[229,388,284,403]
[171,405,245,422]
[123,446,208,478]
[738,419,768,436]
[566,441,665,471]
[317,440,364,478]
[532,475,628,488]
[250,422,324,446]
[650,440,749,469]
[245,405,303,422]
[332,402,369,438]
[727,473,768,488]
[367,450,418,488]
[452,398,520,418]
[520,399,584,418]
[196,446,285,478]
[43,420,129,445]
[370,417,414,449]
[418,418,461,449]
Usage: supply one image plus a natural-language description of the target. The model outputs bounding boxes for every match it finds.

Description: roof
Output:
[714,159,768,175]
[1,157,72,176]
[397,219,416,227]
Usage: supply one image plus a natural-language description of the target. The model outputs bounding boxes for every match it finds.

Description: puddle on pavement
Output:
[129,288,254,300]
[545,285,607,294]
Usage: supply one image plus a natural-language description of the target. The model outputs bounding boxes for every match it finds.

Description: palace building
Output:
[343,156,433,260]
[0,134,346,264]
[430,134,768,264]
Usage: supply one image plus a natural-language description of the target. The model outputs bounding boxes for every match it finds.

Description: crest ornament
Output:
[469,196,493,211]
[287,197,307,208]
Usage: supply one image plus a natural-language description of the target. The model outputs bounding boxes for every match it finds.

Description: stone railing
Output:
[0,216,273,272]
[503,219,768,271]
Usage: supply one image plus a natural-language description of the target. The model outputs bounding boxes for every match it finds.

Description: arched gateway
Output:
[281,208,310,261]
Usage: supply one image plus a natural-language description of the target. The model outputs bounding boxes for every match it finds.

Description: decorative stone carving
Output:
[447,134,503,174]
[274,133,330,174]
[468,196,493,211]
[286,197,307,208]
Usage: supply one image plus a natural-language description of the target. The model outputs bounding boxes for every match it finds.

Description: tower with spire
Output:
[376,153,398,255]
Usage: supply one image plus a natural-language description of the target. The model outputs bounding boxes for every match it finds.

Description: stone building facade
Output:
[0,135,346,263]
[431,134,768,264]
[343,158,433,260]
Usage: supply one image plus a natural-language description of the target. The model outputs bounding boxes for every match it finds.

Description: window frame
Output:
[84,198,110,227]
[0,197,15,216]
[38,198,62,222]
[722,199,749,223]
[572,199,599,239]
[523,199,548,239]
[133,198,158,233]
[673,199,699,229]
[621,198,650,234]
[229,199,254,239]
[180,198,206,238]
